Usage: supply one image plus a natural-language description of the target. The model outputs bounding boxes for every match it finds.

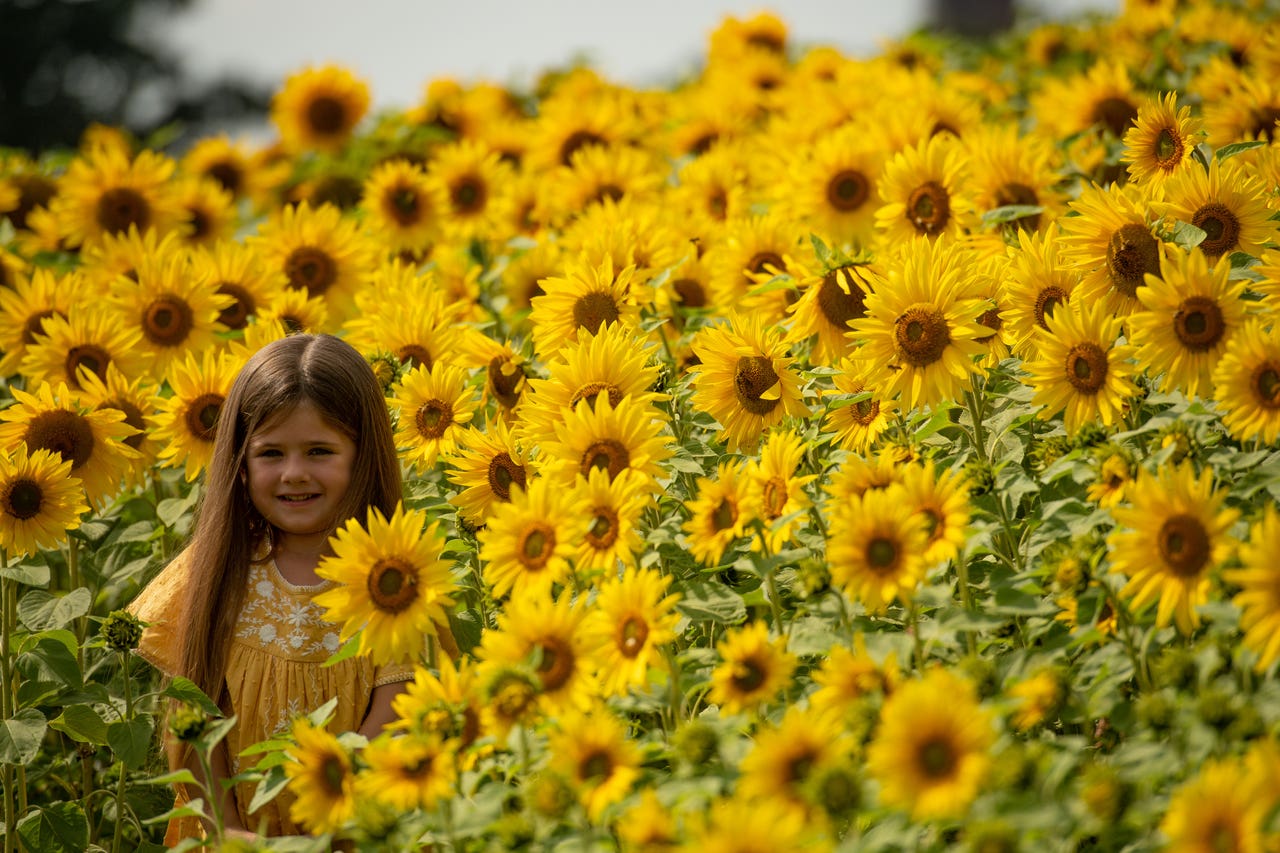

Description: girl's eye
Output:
[256,448,282,458]
[308,447,334,456]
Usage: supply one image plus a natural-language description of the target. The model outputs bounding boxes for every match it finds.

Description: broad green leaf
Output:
[161,676,223,717]
[1169,219,1207,250]
[142,797,206,825]
[675,581,747,624]
[16,587,91,632]
[107,716,155,769]
[306,696,339,728]
[157,487,200,529]
[981,204,1044,227]
[142,768,199,786]
[16,802,89,853]
[247,764,290,815]
[18,634,82,690]
[1216,139,1267,161]
[49,704,109,745]
[0,708,48,765]
[0,560,50,587]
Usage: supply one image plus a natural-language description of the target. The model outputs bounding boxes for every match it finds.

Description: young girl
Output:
[130,333,421,841]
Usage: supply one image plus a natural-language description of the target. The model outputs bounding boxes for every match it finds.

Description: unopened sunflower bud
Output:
[527,771,575,820]
[804,762,861,821]
[671,720,719,768]
[366,351,402,395]
[1079,764,1130,823]
[102,609,144,652]
[966,821,1020,853]
[169,702,210,743]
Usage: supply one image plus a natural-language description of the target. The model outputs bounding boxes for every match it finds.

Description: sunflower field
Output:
[4,0,1280,850]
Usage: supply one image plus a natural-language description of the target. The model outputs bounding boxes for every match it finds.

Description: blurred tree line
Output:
[0,0,270,153]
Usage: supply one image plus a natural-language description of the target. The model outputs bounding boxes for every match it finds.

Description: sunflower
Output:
[1203,75,1280,148]
[1058,181,1169,318]
[707,619,796,716]
[313,503,457,666]
[530,253,641,357]
[524,87,640,173]
[106,247,231,384]
[541,144,665,227]
[824,447,908,505]
[704,213,801,322]
[390,658,482,754]
[739,706,851,808]
[425,138,515,244]
[1226,507,1280,671]
[616,789,679,852]
[867,666,994,820]
[181,134,287,210]
[541,395,673,494]
[547,707,642,821]
[478,476,576,601]
[389,361,477,474]
[567,468,650,574]
[356,732,457,812]
[345,262,463,371]
[1032,60,1140,141]
[19,306,145,393]
[1211,319,1280,445]
[964,254,1016,368]
[784,257,878,366]
[0,247,26,291]
[743,428,815,553]
[1130,248,1250,399]
[962,122,1064,246]
[584,565,681,697]
[443,418,531,527]
[1007,669,1065,732]
[777,124,883,248]
[476,590,597,714]
[1153,158,1275,262]
[78,221,186,290]
[48,146,181,248]
[1121,92,1203,187]
[250,201,377,328]
[272,64,370,154]
[0,267,82,379]
[898,459,970,567]
[283,718,356,836]
[0,444,88,558]
[682,460,751,566]
[73,363,162,487]
[188,239,289,334]
[823,359,898,455]
[558,197,690,301]
[0,381,138,512]
[171,174,237,249]
[689,313,810,453]
[152,349,243,482]
[1160,758,1272,853]
[1002,224,1080,359]
[520,320,666,442]
[670,142,753,225]
[1024,296,1138,437]
[809,634,899,720]
[1085,444,1134,509]
[452,330,528,419]
[0,155,57,234]
[681,793,824,853]
[848,236,988,412]
[874,133,972,247]
[825,484,930,613]
[358,158,439,257]
[1109,461,1239,635]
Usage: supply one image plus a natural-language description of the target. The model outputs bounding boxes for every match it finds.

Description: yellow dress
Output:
[130,549,413,842]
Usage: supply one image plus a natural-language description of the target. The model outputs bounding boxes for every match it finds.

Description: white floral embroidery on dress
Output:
[233,560,338,659]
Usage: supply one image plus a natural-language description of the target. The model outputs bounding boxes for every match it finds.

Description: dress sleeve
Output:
[127,550,193,677]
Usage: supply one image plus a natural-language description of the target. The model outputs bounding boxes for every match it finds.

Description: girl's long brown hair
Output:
[172,333,401,708]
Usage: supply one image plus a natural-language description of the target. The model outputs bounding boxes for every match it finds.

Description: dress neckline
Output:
[269,559,330,593]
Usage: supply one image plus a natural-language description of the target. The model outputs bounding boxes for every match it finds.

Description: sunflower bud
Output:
[791,558,831,599]
[102,609,144,652]
[1028,434,1072,474]
[803,762,861,822]
[169,702,210,743]
[961,457,995,496]
[966,821,1020,853]
[1196,687,1236,732]
[527,772,576,820]
[366,351,403,395]
[671,720,719,768]
[1151,646,1198,691]
[1079,763,1130,823]
[1134,691,1174,734]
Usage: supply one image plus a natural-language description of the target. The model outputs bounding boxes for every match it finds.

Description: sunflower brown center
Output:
[918,736,958,779]
[26,409,94,469]
[387,186,423,226]
[311,175,362,210]
[976,304,1004,344]
[397,345,432,370]
[707,190,728,220]
[366,557,419,613]
[487,452,527,501]
[560,130,607,166]
[580,750,613,782]
[730,656,767,693]
[536,637,575,691]
[672,277,708,309]
[319,755,347,796]
[10,174,56,231]
[827,169,870,212]
[1250,362,1280,409]
[101,399,147,450]
[492,674,537,720]
[143,296,195,347]
[1064,343,1109,393]
[1154,127,1183,170]
[573,291,620,334]
[1248,106,1280,142]
[1192,203,1241,259]
[66,345,110,390]
[21,309,59,345]
[617,615,648,658]
[894,304,952,367]
[866,536,900,574]
[761,477,787,520]
[206,161,243,195]
[817,269,867,332]
[306,96,348,135]
[519,524,555,569]
[1091,96,1138,137]
[569,382,622,411]
[96,187,151,236]
[186,206,212,242]
[712,497,737,532]
[907,181,951,235]
[216,282,255,330]
[851,395,880,426]
[586,507,619,550]
[1034,286,1068,330]
[184,393,222,442]
[1106,223,1160,298]
[450,176,487,215]
[1173,296,1224,352]
[1157,514,1211,578]
[734,356,781,416]
[1,478,43,520]
[284,246,338,296]
[580,438,630,481]
[415,399,453,440]
[994,182,1041,232]
[747,252,785,278]
[487,356,524,408]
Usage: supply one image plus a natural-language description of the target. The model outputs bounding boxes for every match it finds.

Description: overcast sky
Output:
[148,0,1119,112]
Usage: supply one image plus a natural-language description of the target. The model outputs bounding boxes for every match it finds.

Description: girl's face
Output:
[245,400,356,553]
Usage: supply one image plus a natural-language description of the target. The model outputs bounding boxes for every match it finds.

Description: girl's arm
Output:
[358,681,410,739]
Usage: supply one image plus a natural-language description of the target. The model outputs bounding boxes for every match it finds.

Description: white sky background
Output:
[146,0,1120,114]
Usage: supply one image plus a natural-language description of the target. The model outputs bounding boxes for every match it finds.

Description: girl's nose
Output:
[281,454,308,482]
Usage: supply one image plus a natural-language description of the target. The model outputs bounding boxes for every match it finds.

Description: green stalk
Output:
[965,378,989,466]
[907,599,925,673]
[662,645,682,732]
[1,550,14,853]
[110,653,133,853]
[955,557,978,657]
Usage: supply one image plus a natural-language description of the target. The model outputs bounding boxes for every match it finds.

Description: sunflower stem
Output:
[110,652,133,853]
[764,567,788,641]
[662,644,683,732]
[1,551,16,853]
[907,600,925,673]
[1103,578,1151,693]
[955,558,977,657]
[965,378,989,466]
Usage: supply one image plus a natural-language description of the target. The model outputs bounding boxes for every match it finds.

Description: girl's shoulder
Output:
[127,549,196,675]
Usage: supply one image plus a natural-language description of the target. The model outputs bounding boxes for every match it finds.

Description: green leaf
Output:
[142,768,199,787]
[1215,140,1267,161]
[107,716,154,769]
[161,676,223,717]
[16,587,91,632]
[306,696,339,728]
[49,704,110,745]
[675,581,747,624]
[321,634,361,669]
[142,797,206,825]
[70,520,111,542]
[1169,219,1207,250]
[247,764,291,816]
[981,204,1044,228]
[664,455,706,475]
[157,487,200,529]
[0,708,48,765]
[16,802,89,853]
[0,560,50,587]
[18,633,82,690]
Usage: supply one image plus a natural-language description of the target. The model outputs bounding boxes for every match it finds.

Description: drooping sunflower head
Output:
[271,64,371,154]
